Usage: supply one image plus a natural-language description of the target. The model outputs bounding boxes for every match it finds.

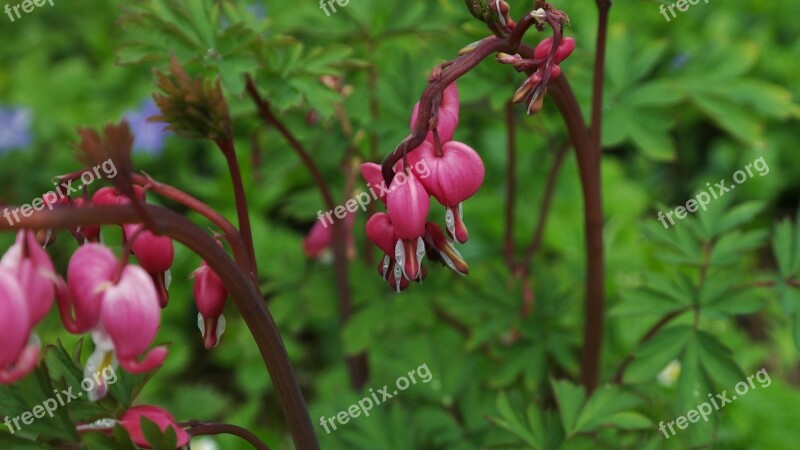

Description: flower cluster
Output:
[498,35,576,114]
[1,185,229,398]
[363,83,482,292]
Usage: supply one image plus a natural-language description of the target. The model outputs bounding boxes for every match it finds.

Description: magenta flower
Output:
[410,82,460,143]
[365,213,412,292]
[0,267,40,383]
[303,209,356,261]
[386,170,430,281]
[119,405,190,449]
[92,186,147,206]
[100,264,168,374]
[0,230,56,325]
[192,261,228,349]
[60,243,118,333]
[124,223,174,309]
[408,140,485,243]
[58,244,168,399]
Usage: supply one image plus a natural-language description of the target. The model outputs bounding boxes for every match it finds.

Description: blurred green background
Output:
[1,0,799,448]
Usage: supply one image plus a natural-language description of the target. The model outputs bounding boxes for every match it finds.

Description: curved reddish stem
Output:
[1,205,320,450]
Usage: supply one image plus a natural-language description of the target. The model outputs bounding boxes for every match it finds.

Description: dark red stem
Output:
[2,206,320,449]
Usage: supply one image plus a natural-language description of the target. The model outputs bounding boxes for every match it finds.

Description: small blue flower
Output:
[124,100,169,155]
[0,106,33,152]
[670,52,690,71]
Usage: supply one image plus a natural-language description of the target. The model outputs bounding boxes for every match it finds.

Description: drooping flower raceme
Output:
[362,82,486,291]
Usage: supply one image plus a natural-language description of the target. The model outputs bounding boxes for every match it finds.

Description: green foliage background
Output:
[1,0,799,448]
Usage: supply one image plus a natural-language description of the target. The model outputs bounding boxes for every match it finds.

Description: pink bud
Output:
[100,265,167,374]
[556,37,576,63]
[61,244,117,333]
[124,225,174,274]
[119,405,190,449]
[386,171,430,240]
[534,37,553,60]
[192,262,227,350]
[0,267,39,383]
[410,82,460,143]
[534,37,575,64]
[71,197,101,241]
[92,186,146,206]
[365,213,397,255]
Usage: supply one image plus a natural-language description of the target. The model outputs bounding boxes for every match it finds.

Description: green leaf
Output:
[696,332,745,388]
[573,385,640,433]
[551,379,585,435]
[605,411,654,430]
[0,432,47,450]
[625,325,692,383]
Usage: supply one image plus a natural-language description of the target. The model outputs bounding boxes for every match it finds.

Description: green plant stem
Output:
[3,205,320,450]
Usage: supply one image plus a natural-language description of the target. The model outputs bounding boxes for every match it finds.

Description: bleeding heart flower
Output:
[60,244,117,334]
[0,230,56,325]
[407,140,485,243]
[386,171,430,281]
[303,209,357,261]
[0,267,40,384]
[99,264,168,374]
[119,405,190,449]
[123,224,174,308]
[192,261,227,350]
[410,82,460,143]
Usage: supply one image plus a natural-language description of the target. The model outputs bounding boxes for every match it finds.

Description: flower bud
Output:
[192,262,228,350]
